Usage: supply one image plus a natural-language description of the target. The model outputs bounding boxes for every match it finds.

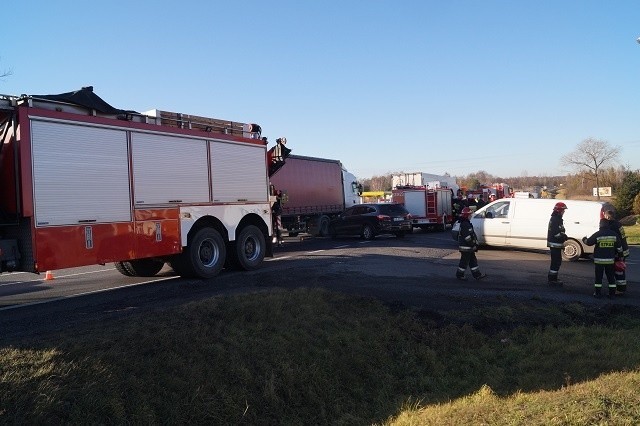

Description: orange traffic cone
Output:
[44,270,54,281]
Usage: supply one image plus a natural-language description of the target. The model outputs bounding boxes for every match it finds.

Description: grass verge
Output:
[624,223,640,245]
[1,289,640,424]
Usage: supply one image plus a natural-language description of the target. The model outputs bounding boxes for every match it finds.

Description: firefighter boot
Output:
[473,271,487,281]
[608,284,617,299]
[456,267,467,281]
[616,281,627,295]
[593,286,602,298]
[548,273,563,287]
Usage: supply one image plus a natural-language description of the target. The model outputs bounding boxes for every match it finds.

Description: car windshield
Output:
[377,204,408,215]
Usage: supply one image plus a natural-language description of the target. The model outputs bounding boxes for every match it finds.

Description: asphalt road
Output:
[0,230,638,343]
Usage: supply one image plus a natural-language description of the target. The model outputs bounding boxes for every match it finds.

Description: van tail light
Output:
[406,214,413,220]
[377,215,391,221]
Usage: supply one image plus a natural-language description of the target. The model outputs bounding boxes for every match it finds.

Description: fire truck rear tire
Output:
[176,227,226,278]
[124,259,165,277]
[114,261,134,276]
[234,225,266,270]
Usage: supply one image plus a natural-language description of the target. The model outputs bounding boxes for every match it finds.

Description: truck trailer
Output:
[269,155,361,237]
[0,87,278,279]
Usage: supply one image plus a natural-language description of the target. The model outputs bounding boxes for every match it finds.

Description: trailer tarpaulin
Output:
[34,86,133,114]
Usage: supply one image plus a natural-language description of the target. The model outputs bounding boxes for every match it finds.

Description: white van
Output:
[452,198,612,261]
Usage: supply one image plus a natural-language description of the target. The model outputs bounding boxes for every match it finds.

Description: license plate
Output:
[393,218,403,222]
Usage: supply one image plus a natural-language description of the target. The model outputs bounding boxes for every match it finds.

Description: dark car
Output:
[329,203,412,240]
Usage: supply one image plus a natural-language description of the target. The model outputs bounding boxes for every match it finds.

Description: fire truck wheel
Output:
[114,262,134,276]
[234,225,266,270]
[182,227,226,278]
[121,259,165,277]
[362,224,375,240]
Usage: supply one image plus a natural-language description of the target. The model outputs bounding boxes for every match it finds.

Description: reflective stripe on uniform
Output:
[593,258,615,264]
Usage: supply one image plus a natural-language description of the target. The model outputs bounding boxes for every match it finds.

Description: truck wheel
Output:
[562,239,582,262]
[118,259,165,277]
[234,225,266,270]
[362,224,375,240]
[318,215,331,237]
[181,227,226,278]
[114,261,134,276]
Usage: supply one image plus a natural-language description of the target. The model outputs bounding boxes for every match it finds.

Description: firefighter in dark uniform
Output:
[452,189,465,223]
[270,187,284,247]
[547,202,568,286]
[456,207,487,281]
[602,209,629,293]
[582,219,623,298]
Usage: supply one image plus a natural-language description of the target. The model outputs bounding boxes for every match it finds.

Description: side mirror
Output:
[485,211,494,219]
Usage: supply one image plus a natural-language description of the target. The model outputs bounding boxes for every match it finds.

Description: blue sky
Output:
[3,1,640,180]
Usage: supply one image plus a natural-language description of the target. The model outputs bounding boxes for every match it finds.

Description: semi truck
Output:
[0,86,280,279]
[269,155,361,237]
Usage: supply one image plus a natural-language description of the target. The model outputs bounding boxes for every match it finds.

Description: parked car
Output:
[329,203,412,239]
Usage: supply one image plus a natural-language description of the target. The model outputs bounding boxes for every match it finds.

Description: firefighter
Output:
[602,209,630,293]
[452,189,465,222]
[476,193,487,209]
[456,207,487,281]
[582,219,623,298]
[547,202,568,286]
[271,188,284,247]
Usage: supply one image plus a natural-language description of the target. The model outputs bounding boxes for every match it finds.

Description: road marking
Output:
[0,268,115,287]
[266,255,294,261]
[0,276,178,312]
[334,245,350,249]
[306,250,325,254]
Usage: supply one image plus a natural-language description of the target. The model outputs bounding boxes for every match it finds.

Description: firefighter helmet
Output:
[460,207,472,219]
[615,260,626,273]
[553,202,568,212]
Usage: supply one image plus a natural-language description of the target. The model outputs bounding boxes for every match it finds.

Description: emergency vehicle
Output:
[0,87,280,279]
[391,186,453,231]
[462,183,511,201]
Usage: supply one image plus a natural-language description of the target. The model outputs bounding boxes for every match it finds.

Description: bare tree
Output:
[0,57,12,79]
[560,138,621,200]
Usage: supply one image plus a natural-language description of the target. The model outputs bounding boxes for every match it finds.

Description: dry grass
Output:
[1,289,640,424]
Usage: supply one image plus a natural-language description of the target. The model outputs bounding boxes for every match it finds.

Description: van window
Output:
[486,201,510,218]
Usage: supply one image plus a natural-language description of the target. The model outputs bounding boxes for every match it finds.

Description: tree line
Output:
[360,138,640,219]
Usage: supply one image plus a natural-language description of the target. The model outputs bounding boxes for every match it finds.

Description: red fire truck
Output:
[0,87,280,278]
[391,186,453,231]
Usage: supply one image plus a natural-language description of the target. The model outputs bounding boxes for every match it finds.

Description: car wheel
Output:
[362,224,375,240]
[562,238,582,262]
